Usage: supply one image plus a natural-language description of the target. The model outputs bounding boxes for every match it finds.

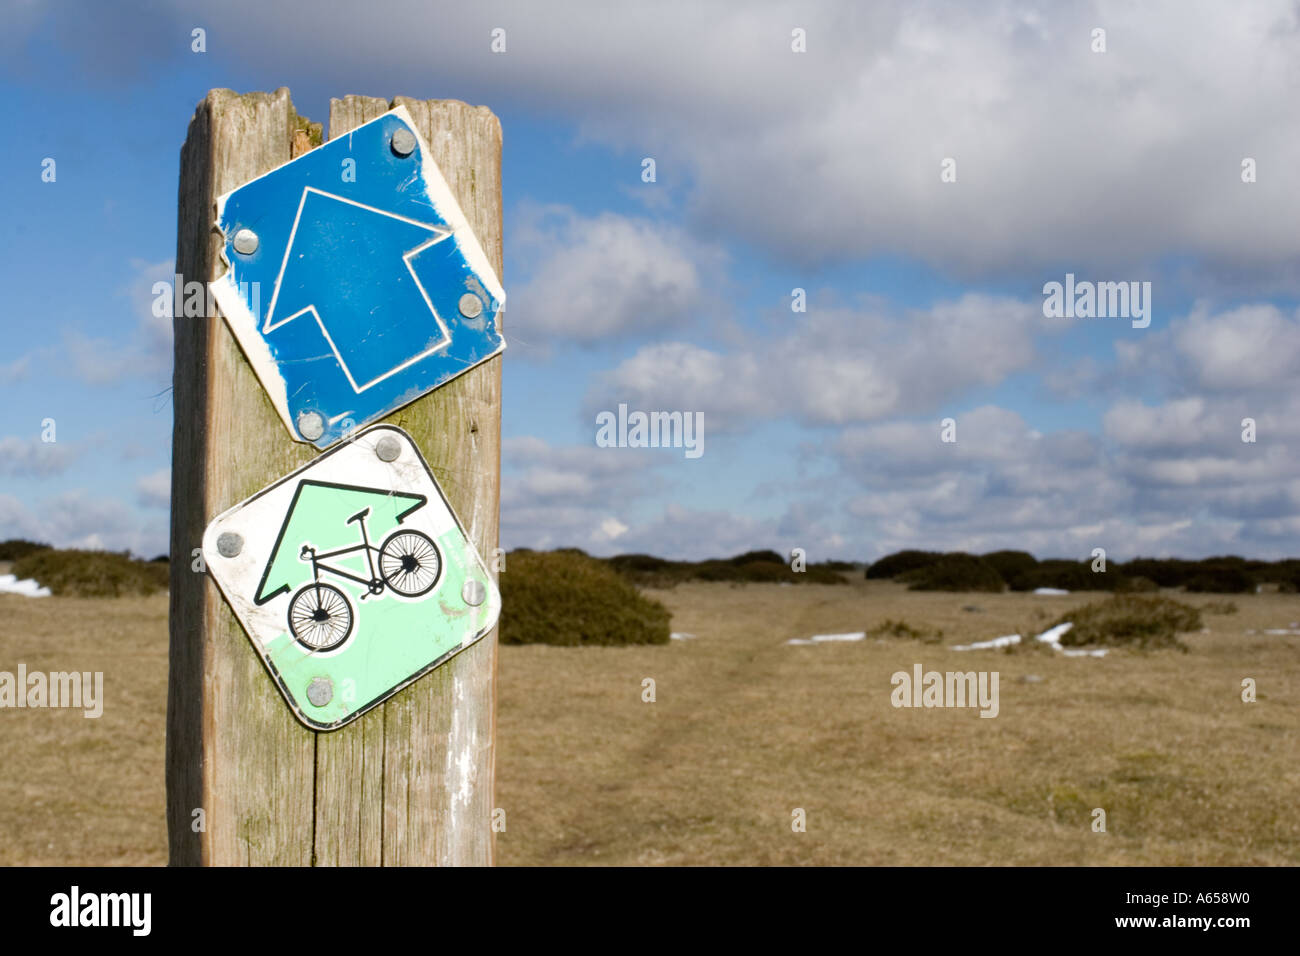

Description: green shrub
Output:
[1183,567,1255,593]
[690,558,844,585]
[692,559,785,582]
[1199,600,1238,615]
[728,549,785,565]
[607,551,846,588]
[1053,595,1201,651]
[812,560,858,572]
[1253,559,1300,589]
[605,559,681,589]
[981,550,1038,582]
[865,549,945,580]
[1009,559,1121,592]
[11,549,169,597]
[901,553,1005,592]
[0,538,52,562]
[1115,575,1158,593]
[607,553,672,573]
[869,618,943,642]
[1200,554,1262,570]
[500,550,671,646]
[799,565,852,584]
[1119,558,1197,588]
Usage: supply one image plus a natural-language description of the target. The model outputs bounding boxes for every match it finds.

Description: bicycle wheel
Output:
[378,529,441,597]
[287,582,354,651]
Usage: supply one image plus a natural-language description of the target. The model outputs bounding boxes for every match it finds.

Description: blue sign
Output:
[209,106,506,449]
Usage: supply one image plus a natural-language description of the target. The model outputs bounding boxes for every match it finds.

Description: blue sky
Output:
[2,0,1300,562]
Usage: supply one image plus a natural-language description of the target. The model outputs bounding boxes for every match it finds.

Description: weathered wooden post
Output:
[167,88,503,865]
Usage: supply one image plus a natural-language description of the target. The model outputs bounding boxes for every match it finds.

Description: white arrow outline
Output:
[209,106,507,447]
[264,186,455,394]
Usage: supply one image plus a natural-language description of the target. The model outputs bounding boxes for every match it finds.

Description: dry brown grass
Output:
[1,579,1296,865]
[0,594,168,865]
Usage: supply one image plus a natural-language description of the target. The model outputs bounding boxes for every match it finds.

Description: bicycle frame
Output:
[300,509,384,600]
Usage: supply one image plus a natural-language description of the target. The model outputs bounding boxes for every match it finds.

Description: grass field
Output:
[1,578,1296,865]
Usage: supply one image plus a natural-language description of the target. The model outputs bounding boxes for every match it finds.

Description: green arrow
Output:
[254,480,426,605]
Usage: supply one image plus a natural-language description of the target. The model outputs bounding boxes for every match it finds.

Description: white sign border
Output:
[201,424,501,731]
[208,104,507,447]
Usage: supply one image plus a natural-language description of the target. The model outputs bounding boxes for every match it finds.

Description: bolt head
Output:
[375,435,402,462]
[458,293,484,319]
[232,228,259,255]
[297,410,325,441]
[391,127,417,157]
[306,677,334,707]
[462,579,486,607]
[216,532,243,558]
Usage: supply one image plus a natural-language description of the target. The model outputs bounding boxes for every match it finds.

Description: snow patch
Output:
[784,631,866,645]
[0,574,50,598]
[953,634,1021,651]
[1034,622,1075,645]
[951,621,1108,658]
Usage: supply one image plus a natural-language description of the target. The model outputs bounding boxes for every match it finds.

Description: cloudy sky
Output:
[2,0,1299,561]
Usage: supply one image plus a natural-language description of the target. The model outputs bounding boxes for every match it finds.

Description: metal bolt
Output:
[391,127,417,157]
[462,579,486,607]
[297,410,325,441]
[458,293,483,319]
[375,435,402,462]
[216,532,243,558]
[232,228,259,255]
[306,677,334,707]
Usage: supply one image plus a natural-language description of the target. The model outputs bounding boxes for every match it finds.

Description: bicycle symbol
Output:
[288,506,441,651]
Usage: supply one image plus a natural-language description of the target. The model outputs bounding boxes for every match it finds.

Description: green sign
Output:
[202,426,500,730]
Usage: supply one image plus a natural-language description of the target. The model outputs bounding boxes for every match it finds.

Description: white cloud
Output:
[0,436,81,478]
[1063,301,1300,403]
[1171,303,1300,391]
[588,293,1043,429]
[829,395,1300,559]
[502,435,667,549]
[0,490,168,557]
[0,355,31,384]
[60,257,175,386]
[509,205,725,347]
[135,468,170,509]
[102,0,1300,279]
[599,516,629,540]
[499,400,1300,560]
[501,435,857,559]
[837,405,1079,475]
[0,493,45,542]
[1103,398,1216,449]
[1127,453,1284,488]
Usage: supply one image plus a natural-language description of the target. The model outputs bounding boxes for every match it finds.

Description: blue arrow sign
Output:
[209,106,506,449]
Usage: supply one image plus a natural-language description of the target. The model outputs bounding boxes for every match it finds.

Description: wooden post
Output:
[167,88,503,866]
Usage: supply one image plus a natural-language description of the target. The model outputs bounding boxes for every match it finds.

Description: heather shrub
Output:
[499,550,671,646]
[901,553,1005,592]
[865,550,945,580]
[11,549,169,597]
[1053,595,1201,651]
